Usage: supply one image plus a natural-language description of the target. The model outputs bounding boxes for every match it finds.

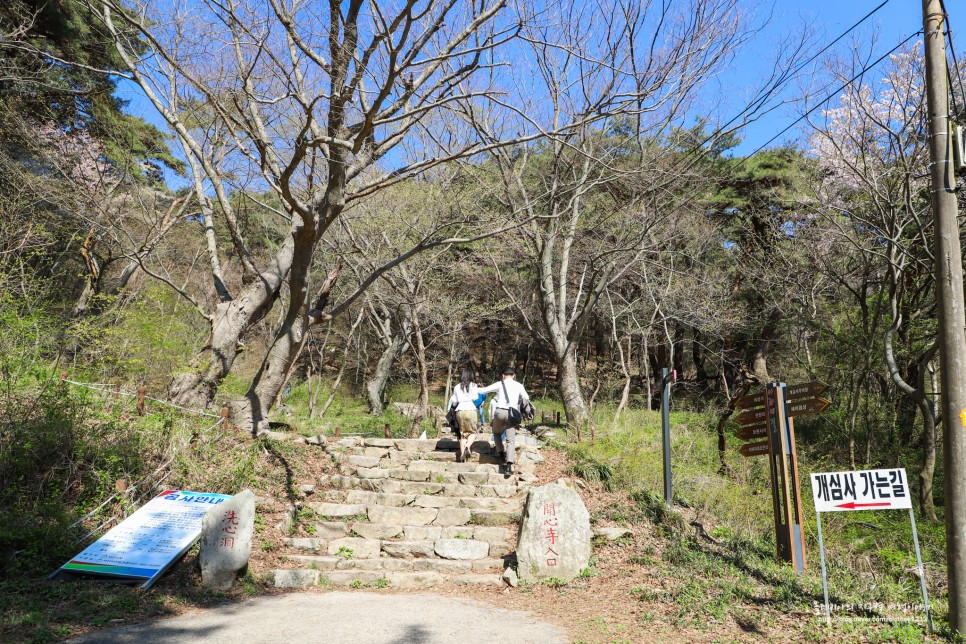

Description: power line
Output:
[693,0,896,156]
[742,31,922,159]
[940,0,966,116]
[631,30,925,255]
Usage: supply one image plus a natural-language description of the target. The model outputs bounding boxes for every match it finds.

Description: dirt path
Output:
[70,591,567,643]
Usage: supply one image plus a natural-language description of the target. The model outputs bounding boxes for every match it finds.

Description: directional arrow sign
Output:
[785,380,828,403]
[810,468,912,512]
[739,440,770,457]
[834,501,893,510]
[786,397,830,417]
[735,391,765,410]
[735,407,768,425]
[735,424,769,440]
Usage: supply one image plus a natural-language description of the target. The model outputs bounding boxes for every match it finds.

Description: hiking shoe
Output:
[504,463,513,476]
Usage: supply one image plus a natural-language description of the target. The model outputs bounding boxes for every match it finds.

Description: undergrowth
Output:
[559,407,945,640]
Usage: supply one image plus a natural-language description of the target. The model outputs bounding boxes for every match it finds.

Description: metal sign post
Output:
[810,468,931,633]
[661,368,676,506]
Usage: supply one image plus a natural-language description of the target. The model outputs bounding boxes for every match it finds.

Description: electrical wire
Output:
[940,0,966,117]
[741,31,923,160]
[688,0,897,160]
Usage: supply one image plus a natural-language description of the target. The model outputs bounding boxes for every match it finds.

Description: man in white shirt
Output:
[478,367,530,475]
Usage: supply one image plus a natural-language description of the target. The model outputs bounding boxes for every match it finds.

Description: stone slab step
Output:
[281,533,510,560]
[322,489,523,512]
[266,568,503,589]
[354,524,512,544]
[286,555,507,574]
[322,475,525,498]
[339,463,505,479]
[469,510,522,526]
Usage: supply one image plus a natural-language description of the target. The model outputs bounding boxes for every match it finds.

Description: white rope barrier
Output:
[63,378,222,418]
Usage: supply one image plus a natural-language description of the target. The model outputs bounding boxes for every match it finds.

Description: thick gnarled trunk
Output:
[558,349,590,430]
[367,333,410,415]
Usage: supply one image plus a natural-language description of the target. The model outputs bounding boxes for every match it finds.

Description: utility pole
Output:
[922,0,966,632]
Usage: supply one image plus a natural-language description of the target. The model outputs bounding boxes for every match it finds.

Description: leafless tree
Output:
[807,42,938,520]
[464,0,778,429]
[86,0,536,433]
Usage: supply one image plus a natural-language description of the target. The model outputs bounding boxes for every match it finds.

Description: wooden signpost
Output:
[734,380,829,572]
[739,441,770,457]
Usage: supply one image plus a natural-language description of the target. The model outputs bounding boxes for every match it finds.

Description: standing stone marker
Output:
[199,489,255,590]
[516,483,590,583]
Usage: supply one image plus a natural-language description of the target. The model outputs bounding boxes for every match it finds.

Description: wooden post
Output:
[576,425,582,442]
[335,426,342,438]
[385,423,392,439]
[541,411,546,423]
[220,407,230,434]
[555,411,561,424]
[136,385,147,416]
[60,371,67,383]
[112,379,121,398]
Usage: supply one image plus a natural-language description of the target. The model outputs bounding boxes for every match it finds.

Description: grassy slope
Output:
[561,404,945,641]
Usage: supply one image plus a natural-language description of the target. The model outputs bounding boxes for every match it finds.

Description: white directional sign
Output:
[809,467,929,631]
[810,468,911,513]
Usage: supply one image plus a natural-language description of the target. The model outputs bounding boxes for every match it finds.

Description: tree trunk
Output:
[750,309,780,382]
[918,397,939,522]
[409,305,430,438]
[442,330,458,412]
[367,333,409,414]
[241,230,316,435]
[168,302,256,410]
[558,349,591,431]
[918,362,939,522]
[168,232,293,410]
[614,333,632,423]
[235,234,346,435]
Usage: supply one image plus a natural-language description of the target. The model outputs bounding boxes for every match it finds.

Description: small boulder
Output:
[594,527,633,541]
[199,490,256,590]
[503,567,519,587]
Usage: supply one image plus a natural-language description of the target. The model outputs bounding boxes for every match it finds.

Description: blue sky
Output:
[725,0,922,155]
[115,0,926,178]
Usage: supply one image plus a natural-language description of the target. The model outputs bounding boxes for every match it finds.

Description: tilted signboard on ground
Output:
[51,490,231,589]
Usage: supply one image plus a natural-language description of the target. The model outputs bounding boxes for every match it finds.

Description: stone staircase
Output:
[261,436,544,590]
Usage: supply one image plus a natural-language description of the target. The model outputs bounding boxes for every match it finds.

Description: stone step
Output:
[267,568,503,589]
[339,462,515,479]
[321,475,525,498]
[281,531,510,560]
[286,555,507,573]
[334,468,523,487]
[303,502,472,527]
[320,489,523,512]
